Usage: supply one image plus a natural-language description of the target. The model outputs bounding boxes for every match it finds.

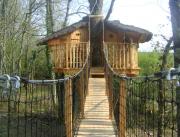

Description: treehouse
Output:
[38,16,152,76]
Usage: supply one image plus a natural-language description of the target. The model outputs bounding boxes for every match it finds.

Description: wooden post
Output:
[65,80,72,137]
[119,44,122,69]
[66,43,69,68]
[86,64,89,95]
[109,73,113,119]
[70,45,72,68]
[119,79,126,137]
[78,74,84,118]
[105,69,109,96]
[105,64,109,98]
[129,45,133,70]
[177,82,180,137]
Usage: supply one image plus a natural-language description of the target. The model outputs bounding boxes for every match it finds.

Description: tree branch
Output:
[161,36,173,71]
[63,0,72,27]
[105,0,116,21]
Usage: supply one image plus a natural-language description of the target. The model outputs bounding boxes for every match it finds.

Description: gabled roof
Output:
[38,17,152,45]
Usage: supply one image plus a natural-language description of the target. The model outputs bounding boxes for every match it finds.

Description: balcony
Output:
[104,42,140,76]
[50,42,90,74]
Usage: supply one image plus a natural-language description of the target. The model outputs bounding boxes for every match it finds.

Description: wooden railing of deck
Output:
[104,42,140,75]
[50,42,90,72]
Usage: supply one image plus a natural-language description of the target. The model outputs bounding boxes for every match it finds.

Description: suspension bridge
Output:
[0,45,179,137]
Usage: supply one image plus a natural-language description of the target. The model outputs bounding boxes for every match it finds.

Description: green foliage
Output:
[139,52,161,75]
[138,52,174,75]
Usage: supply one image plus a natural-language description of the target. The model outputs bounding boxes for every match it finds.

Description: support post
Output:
[105,68,109,96]
[78,74,84,118]
[65,43,69,68]
[65,80,72,137]
[109,73,113,119]
[119,79,126,137]
[177,81,180,137]
[86,64,89,95]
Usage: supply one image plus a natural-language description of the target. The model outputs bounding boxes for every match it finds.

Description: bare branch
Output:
[105,0,116,21]
[161,36,173,71]
[160,34,169,42]
[68,11,88,16]
[63,0,72,27]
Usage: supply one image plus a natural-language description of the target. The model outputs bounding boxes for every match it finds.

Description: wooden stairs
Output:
[76,78,115,137]
[90,67,104,78]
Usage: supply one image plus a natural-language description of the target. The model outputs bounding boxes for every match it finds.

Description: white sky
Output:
[70,0,172,51]
[108,0,172,51]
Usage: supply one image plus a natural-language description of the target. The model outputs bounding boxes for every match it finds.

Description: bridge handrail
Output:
[19,47,90,84]
[0,51,90,137]
[103,44,179,137]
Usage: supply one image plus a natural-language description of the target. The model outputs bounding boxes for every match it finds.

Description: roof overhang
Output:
[37,18,152,45]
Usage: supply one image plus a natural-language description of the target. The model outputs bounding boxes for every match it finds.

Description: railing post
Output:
[105,67,109,96]
[86,64,89,95]
[65,79,72,137]
[119,79,126,137]
[65,43,69,68]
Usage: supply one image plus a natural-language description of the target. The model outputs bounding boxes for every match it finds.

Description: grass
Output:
[0,114,65,137]
[0,85,66,137]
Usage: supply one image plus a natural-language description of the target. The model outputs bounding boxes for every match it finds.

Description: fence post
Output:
[177,80,180,137]
[65,79,72,137]
[157,79,164,137]
[119,79,126,137]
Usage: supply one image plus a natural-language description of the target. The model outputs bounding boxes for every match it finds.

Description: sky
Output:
[70,0,172,51]
[109,0,172,51]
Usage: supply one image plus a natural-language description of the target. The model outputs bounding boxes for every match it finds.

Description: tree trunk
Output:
[169,0,180,68]
[88,0,104,67]
[24,0,34,77]
[46,0,54,77]
[88,0,103,15]
[46,0,54,36]
[90,16,103,67]
[169,1,180,137]
[0,0,8,74]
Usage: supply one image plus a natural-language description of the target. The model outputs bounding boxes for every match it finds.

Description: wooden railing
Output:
[50,42,90,72]
[104,42,140,75]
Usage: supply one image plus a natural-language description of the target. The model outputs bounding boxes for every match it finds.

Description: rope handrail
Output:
[0,46,90,137]
[103,43,180,80]
[19,45,90,84]
[103,43,178,137]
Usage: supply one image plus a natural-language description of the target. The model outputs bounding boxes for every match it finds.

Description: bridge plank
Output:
[76,78,116,137]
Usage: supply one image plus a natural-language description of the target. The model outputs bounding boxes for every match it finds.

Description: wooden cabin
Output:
[38,17,152,76]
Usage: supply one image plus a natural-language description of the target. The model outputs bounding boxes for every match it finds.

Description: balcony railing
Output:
[104,42,140,75]
[50,42,89,72]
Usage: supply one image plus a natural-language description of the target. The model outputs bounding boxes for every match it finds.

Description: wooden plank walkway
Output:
[76,78,116,137]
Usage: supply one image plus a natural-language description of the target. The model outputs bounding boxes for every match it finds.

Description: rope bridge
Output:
[104,45,179,137]
[0,53,90,137]
[0,44,180,137]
